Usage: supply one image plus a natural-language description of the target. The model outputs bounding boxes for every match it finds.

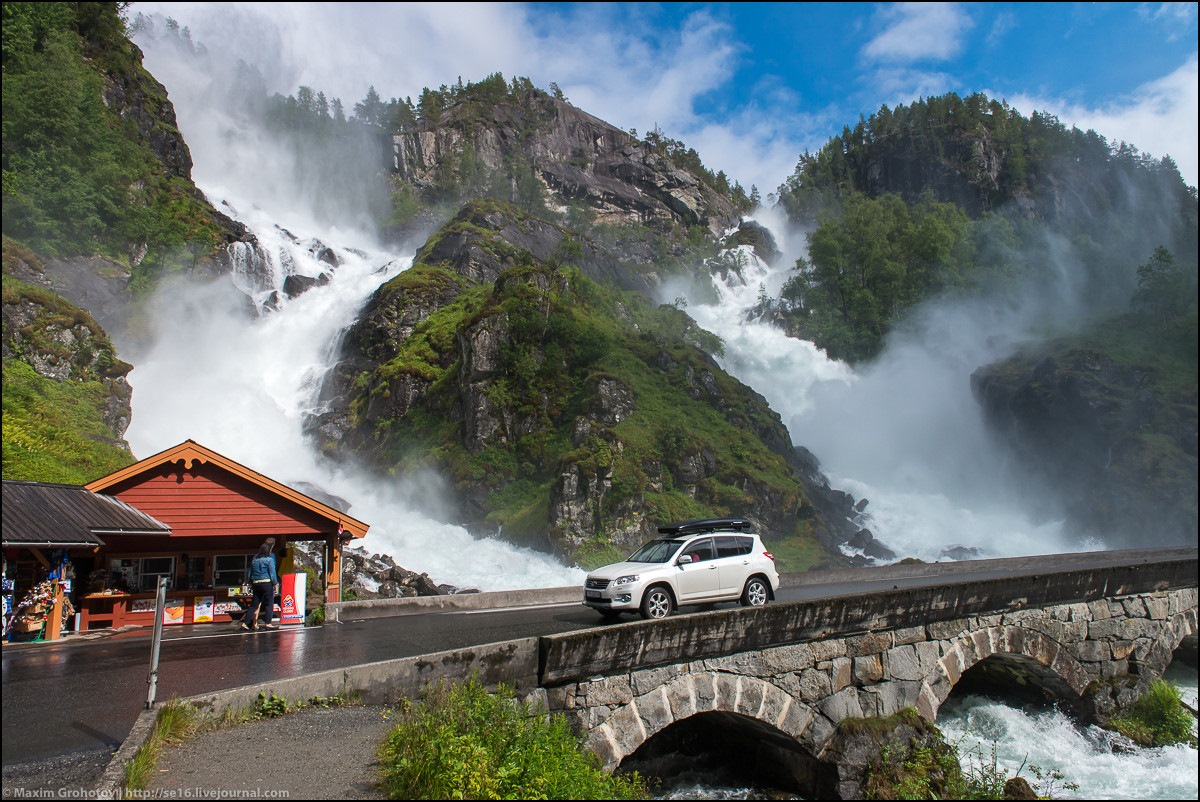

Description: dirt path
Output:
[148,705,396,800]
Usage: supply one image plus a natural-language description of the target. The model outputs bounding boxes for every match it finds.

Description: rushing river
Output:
[646,661,1198,800]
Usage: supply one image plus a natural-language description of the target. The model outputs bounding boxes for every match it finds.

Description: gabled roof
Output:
[2,480,172,548]
[85,440,369,538]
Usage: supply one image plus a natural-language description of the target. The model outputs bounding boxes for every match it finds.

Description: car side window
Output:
[715,536,741,558]
[683,538,715,562]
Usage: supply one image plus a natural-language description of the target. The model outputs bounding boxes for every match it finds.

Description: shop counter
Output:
[79,590,249,630]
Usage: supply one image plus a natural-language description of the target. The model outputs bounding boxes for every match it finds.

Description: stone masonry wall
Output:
[546,587,1197,771]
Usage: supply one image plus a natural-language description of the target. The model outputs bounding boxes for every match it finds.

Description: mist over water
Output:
[675,205,1100,562]
[124,21,584,591]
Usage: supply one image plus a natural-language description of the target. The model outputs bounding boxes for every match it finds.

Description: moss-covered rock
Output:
[309,200,861,566]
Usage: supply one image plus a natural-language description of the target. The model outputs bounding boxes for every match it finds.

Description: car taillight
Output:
[763,551,774,561]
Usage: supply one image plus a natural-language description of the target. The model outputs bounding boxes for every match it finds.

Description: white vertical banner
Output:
[280,573,306,625]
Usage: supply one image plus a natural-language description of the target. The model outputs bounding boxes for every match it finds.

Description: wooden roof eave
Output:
[86,440,369,539]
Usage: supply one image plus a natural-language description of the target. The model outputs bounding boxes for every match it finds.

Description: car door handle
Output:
[708,565,717,570]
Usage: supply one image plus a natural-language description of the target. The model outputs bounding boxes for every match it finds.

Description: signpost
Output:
[146,576,167,709]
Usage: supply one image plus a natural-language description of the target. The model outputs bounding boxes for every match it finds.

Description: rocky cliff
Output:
[308,199,864,568]
[971,343,1198,548]
[391,90,743,241]
[2,242,136,482]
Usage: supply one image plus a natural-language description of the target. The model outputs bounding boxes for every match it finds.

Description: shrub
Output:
[1109,679,1195,747]
[377,676,647,800]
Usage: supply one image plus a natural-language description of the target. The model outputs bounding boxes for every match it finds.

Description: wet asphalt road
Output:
[4,547,1194,770]
[2,578,907,765]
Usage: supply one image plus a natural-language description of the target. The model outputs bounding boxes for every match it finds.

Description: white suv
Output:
[583,518,780,620]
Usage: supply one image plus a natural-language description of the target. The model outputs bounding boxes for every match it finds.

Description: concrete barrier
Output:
[326,586,582,621]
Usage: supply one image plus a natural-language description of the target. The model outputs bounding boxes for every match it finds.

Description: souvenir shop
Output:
[3,440,368,639]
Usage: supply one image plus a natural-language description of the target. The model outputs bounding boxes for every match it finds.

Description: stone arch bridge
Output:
[536,548,1197,796]
[186,548,1197,799]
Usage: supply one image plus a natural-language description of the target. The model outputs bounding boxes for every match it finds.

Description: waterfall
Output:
[670,206,1097,563]
[117,165,584,594]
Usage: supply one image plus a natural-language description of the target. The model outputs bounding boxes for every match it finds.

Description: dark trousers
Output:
[244,581,275,627]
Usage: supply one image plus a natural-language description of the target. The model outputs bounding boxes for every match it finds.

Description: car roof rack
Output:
[657,517,754,535]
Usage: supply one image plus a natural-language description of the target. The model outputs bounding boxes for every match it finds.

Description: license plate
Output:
[585,590,601,599]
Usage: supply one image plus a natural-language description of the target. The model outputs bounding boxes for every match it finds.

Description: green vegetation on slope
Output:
[2,264,135,482]
[2,359,133,483]
[3,2,230,289]
[377,676,648,800]
[771,91,1198,364]
[344,201,815,565]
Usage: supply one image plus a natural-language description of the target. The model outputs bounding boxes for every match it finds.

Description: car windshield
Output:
[626,538,686,563]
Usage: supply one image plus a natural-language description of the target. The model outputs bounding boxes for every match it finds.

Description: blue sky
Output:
[135,2,1199,191]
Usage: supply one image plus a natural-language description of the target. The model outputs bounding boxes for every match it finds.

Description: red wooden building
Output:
[67,439,369,630]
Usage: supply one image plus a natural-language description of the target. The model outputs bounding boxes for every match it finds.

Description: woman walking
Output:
[241,538,279,631]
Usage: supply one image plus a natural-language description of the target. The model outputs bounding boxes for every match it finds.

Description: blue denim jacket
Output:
[248,553,278,584]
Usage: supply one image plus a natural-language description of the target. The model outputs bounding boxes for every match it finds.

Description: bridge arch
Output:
[582,671,820,771]
[916,624,1090,721]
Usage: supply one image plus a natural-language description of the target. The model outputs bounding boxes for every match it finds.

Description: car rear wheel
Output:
[740,577,769,607]
[640,586,673,620]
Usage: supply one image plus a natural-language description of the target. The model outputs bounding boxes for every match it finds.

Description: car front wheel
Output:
[740,577,769,607]
[640,586,673,620]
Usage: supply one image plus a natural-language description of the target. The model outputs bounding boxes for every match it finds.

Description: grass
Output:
[1108,679,1197,747]
[122,700,199,791]
[377,676,648,800]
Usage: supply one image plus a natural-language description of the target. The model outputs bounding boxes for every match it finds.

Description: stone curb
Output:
[95,706,157,799]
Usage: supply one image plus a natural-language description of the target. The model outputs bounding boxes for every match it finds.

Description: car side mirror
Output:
[677,554,695,564]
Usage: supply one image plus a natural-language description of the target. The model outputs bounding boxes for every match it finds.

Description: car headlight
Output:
[613,574,640,586]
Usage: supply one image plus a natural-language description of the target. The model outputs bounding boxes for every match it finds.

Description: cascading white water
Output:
[937,663,1198,800]
[120,202,584,591]
[672,205,1098,563]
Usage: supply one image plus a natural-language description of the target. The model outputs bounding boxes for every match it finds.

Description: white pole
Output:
[146,576,167,709]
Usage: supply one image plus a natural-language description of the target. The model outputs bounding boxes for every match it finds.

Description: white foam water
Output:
[938,662,1198,800]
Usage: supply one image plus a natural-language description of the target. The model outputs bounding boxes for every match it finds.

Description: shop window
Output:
[181,555,206,590]
[213,555,251,588]
[109,557,176,593]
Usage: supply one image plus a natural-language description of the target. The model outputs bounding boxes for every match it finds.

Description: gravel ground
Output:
[147,705,396,800]
[2,749,113,799]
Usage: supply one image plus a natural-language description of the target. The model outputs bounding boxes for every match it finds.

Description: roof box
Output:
[656,517,754,535]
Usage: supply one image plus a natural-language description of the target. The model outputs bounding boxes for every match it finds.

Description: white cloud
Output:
[537,8,740,137]
[1008,53,1199,188]
[1139,2,1199,40]
[863,2,975,63]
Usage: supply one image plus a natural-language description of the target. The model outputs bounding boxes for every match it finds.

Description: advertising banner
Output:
[280,573,307,626]
[193,596,214,623]
[214,601,242,616]
[163,599,185,625]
